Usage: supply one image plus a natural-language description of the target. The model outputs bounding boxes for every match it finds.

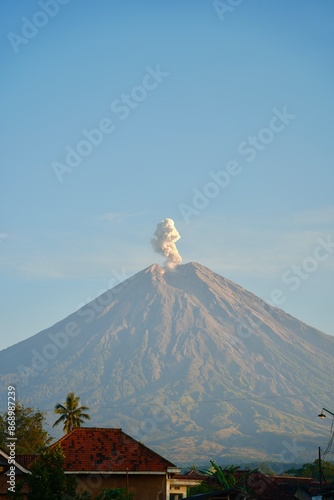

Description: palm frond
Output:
[53,393,91,433]
[52,414,67,428]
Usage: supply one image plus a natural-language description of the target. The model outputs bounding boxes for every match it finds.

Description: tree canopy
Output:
[26,445,76,500]
[284,459,334,483]
[0,403,52,454]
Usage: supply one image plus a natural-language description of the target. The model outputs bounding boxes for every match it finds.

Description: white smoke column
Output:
[151,218,182,268]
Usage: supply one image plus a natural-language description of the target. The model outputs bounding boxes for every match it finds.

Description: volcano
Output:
[1,262,333,464]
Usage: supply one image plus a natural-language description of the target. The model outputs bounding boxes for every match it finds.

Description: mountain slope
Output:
[1,262,333,464]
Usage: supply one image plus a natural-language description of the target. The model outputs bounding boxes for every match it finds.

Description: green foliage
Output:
[190,461,257,496]
[0,403,52,454]
[26,445,77,500]
[96,488,134,500]
[188,482,213,494]
[74,492,92,499]
[53,392,91,433]
[284,459,334,482]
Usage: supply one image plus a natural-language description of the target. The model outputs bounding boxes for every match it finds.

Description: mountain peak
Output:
[1,261,333,464]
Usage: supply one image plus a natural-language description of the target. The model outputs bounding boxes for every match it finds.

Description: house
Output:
[181,470,324,500]
[169,470,204,499]
[50,427,181,499]
[270,475,321,499]
[0,427,181,499]
[0,432,324,499]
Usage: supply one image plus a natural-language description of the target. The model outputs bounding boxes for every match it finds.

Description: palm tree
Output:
[53,392,91,433]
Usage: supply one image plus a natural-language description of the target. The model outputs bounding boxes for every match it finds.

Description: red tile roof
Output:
[271,475,317,484]
[15,454,37,469]
[50,427,176,472]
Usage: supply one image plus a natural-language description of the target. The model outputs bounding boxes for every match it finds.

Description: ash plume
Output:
[151,218,182,268]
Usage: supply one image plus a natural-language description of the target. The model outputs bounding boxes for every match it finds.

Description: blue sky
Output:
[1,0,334,350]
